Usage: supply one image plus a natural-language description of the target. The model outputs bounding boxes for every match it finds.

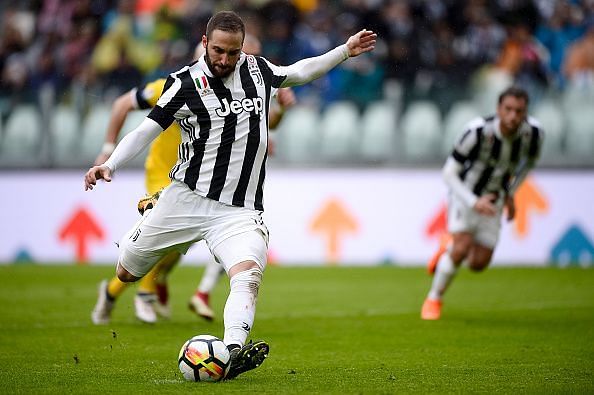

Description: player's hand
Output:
[346,29,377,57]
[505,196,516,221]
[276,88,296,109]
[84,165,112,191]
[473,193,497,216]
[94,152,110,166]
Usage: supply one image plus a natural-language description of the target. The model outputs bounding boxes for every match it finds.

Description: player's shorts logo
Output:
[216,97,264,117]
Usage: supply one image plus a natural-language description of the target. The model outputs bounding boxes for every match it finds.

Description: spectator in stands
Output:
[563,19,594,90]
[501,23,551,99]
[536,0,585,87]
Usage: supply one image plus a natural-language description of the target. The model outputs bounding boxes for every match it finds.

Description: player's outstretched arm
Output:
[280,30,377,87]
[94,91,135,165]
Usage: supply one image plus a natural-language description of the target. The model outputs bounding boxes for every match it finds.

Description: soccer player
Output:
[91,34,295,326]
[421,86,544,321]
[84,11,376,378]
[90,77,182,325]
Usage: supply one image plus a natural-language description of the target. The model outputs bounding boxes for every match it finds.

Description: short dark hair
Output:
[206,11,245,40]
[498,86,530,106]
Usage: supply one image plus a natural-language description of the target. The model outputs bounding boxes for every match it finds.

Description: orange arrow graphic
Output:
[58,207,105,264]
[513,178,548,237]
[426,203,448,239]
[310,198,358,263]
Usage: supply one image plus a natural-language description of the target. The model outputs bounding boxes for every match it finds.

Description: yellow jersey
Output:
[134,79,181,194]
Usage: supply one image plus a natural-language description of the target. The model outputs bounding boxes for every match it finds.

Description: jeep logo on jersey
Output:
[215,97,264,117]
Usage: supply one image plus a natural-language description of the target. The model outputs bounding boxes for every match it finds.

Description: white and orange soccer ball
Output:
[178,335,231,382]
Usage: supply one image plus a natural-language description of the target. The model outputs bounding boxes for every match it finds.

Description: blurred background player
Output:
[90,73,181,325]
[421,87,544,320]
[188,34,296,321]
[92,34,295,325]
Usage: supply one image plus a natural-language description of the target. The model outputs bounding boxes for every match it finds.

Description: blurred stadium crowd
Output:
[0,0,593,168]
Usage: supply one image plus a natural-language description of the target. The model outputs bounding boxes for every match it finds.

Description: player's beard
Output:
[501,118,522,136]
[205,50,234,78]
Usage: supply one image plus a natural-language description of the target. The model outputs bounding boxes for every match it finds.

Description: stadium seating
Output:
[400,101,441,160]
[318,101,360,161]
[0,105,42,167]
[79,105,111,166]
[441,101,481,156]
[359,100,398,162]
[275,105,320,163]
[531,99,564,162]
[50,105,82,167]
[565,104,594,158]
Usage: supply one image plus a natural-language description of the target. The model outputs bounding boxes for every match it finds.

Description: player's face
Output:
[497,95,527,136]
[203,29,244,78]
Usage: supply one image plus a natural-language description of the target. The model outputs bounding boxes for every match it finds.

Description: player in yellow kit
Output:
[91,77,182,324]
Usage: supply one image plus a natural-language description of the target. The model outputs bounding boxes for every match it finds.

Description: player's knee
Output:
[450,244,470,262]
[116,264,140,283]
[229,266,263,296]
[468,259,490,272]
[228,260,261,278]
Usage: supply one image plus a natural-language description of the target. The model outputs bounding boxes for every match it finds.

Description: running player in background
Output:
[84,10,375,378]
[90,34,295,325]
[421,87,544,320]
[188,34,296,321]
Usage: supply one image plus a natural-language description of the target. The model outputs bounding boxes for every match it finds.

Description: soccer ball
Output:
[178,335,231,382]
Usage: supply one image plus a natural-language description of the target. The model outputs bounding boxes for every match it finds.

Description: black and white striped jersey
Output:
[146,53,287,211]
[450,115,544,197]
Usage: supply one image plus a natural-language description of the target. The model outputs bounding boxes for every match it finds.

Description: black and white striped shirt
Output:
[451,115,544,198]
[147,54,287,211]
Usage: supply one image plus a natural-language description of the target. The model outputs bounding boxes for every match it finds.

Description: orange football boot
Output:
[421,298,442,320]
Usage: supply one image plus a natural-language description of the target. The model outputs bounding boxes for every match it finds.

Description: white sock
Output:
[223,267,262,347]
[198,258,224,294]
[428,253,458,301]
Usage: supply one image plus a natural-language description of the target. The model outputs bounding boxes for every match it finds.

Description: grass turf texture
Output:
[0,265,592,394]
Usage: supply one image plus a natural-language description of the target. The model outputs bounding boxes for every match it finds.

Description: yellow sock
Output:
[138,252,181,293]
[138,265,159,294]
[107,277,128,299]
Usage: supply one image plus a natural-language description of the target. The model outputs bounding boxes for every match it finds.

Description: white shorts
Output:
[447,194,502,249]
[118,180,269,278]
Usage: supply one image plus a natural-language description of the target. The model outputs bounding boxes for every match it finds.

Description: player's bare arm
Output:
[94,92,136,165]
[276,88,296,108]
[505,195,516,221]
[269,88,296,130]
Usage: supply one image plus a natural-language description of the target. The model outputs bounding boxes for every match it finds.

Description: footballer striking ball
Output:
[178,335,231,382]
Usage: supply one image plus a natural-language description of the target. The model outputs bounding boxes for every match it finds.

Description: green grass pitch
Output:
[0,264,592,393]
